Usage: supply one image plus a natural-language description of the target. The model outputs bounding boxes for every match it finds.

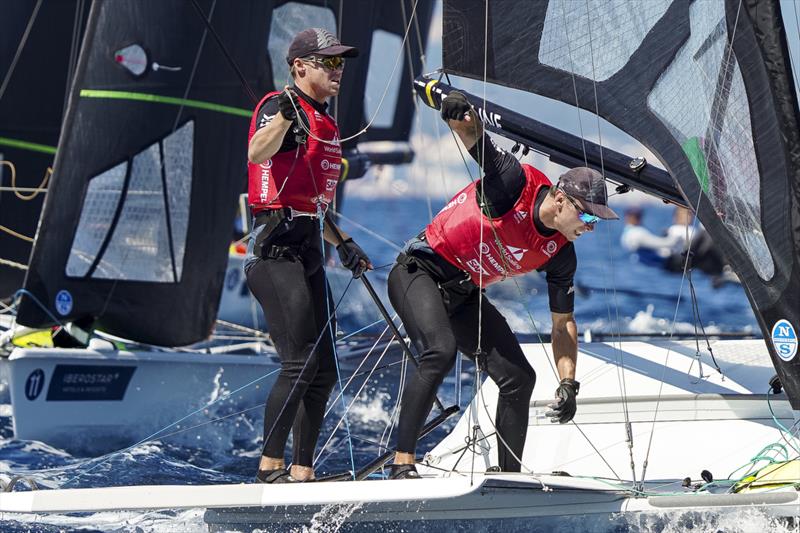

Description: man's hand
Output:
[545,378,579,424]
[277,88,300,121]
[337,238,372,278]
[441,91,473,122]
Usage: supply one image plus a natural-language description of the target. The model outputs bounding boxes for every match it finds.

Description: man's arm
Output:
[248,87,299,164]
[440,92,524,217]
[551,311,578,380]
[248,111,293,164]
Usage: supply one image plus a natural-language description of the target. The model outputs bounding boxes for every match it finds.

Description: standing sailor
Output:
[245,28,371,483]
[387,92,618,478]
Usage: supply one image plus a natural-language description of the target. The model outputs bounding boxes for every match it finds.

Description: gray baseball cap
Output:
[286,28,359,64]
[558,167,619,220]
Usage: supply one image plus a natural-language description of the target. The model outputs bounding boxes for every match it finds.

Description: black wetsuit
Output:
[245,87,337,467]
[389,137,576,472]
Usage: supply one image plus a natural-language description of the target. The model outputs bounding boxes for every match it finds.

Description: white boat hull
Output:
[8,347,278,453]
[1,339,797,531]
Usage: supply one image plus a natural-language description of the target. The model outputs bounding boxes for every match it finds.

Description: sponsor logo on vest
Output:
[441,192,468,213]
[479,243,506,275]
[259,160,272,203]
[326,179,338,191]
[541,240,558,258]
[314,111,323,121]
[323,144,342,154]
[772,319,798,361]
[258,112,274,128]
[466,259,489,276]
[321,159,342,171]
[505,245,527,262]
[514,210,528,224]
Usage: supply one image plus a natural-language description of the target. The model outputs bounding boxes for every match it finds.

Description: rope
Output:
[0,161,51,201]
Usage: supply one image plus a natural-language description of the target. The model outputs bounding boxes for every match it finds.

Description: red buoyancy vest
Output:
[247,91,342,214]
[426,164,569,286]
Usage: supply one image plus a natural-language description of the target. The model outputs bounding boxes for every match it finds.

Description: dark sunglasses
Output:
[563,194,600,225]
[303,55,345,70]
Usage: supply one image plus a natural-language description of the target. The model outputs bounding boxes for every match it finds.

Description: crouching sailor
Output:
[386,91,618,478]
[245,28,370,483]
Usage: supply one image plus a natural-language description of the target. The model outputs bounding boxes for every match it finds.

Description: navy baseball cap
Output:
[286,28,359,64]
[558,167,619,220]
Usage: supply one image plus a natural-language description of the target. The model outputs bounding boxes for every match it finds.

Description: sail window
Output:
[65,121,194,282]
[365,30,403,128]
[65,163,128,278]
[539,0,670,82]
[267,3,337,89]
[646,1,774,280]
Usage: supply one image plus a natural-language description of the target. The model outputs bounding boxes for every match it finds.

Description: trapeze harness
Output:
[246,90,342,259]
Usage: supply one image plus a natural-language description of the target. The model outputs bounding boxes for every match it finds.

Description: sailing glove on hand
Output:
[545,378,580,424]
[337,238,371,278]
[440,91,473,122]
[277,89,300,122]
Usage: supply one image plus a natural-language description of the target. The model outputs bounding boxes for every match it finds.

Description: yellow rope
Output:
[0,257,28,270]
[0,160,51,201]
[0,224,33,242]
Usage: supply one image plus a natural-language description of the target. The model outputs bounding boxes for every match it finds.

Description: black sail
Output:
[0,1,89,298]
[442,0,800,407]
[16,0,275,346]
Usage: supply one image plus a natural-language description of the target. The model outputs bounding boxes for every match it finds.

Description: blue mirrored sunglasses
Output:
[564,194,600,224]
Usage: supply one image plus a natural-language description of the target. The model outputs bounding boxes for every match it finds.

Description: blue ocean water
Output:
[0,197,762,532]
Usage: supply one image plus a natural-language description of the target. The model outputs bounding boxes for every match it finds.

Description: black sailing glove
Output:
[337,238,371,279]
[277,89,299,121]
[545,378,580,424]
[440,91,473,121]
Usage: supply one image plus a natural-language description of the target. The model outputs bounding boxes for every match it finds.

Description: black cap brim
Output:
[315,45,359,58]
[582,200,619,220]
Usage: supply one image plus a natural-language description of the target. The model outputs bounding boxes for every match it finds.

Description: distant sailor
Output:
[245,28,370,483]
[386,92,618,478]
[620,206,679,266]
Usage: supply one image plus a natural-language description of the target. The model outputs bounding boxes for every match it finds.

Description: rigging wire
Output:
[575,0,637,484]
[64,0,86,116]
[638,0,746,485]
[189,0,257,105]
[0,0,43,103]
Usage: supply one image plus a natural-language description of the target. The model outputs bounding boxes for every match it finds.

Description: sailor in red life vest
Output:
[386,91,619,479]
[245,28,371,484]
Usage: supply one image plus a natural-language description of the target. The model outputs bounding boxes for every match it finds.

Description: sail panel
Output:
[442,0,800,407]
[540,0,671,82]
